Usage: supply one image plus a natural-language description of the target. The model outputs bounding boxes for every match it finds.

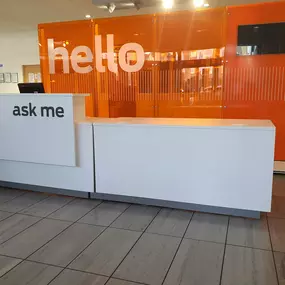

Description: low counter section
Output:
[92,118,275,215]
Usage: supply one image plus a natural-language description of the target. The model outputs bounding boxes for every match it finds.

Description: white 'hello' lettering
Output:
[47,35,145,74]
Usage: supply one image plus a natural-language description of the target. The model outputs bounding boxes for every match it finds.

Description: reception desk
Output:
[92,118,275,216]
[0,93,276,217]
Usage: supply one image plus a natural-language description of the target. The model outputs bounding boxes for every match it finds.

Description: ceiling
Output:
[0,0,281,33]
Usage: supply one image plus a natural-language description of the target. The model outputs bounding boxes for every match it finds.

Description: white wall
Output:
[0,30,39,93]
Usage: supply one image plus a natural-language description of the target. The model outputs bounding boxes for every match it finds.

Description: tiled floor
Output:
[0,175,284,285]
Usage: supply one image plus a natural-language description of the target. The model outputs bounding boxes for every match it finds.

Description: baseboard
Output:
[91,192,260,219]
[0,181,89,198]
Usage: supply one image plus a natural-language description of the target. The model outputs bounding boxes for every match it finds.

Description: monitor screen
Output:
[237,22,285,56]
[18,83,45,94]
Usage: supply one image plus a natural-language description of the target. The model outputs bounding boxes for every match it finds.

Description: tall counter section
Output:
[93,118,276,213]
[0,94,94,194]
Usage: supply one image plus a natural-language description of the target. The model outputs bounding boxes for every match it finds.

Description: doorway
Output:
[22,65,42,83]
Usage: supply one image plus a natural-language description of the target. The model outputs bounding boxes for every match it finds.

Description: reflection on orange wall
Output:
[224,1,285,160]
[39,21,97,116]
[39,2,285,160]
[39,8,226,119]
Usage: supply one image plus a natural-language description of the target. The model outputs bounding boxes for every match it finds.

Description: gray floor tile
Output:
[29,223,105,267]
[20,195,74,217]
[0,218,71,258]
[111,205,160,231]
[268,195,285,219]
[268,217,285,252]
[221,245,278,285]
[227,216,271,250]
[113,233,181,285]
[49,269,108,285]
[0,260,62,285]
[107,279,139,285]
[185,212,228,243]
[274,251,285,285]
[0,211,13,222]
[272,175,285,197]
[0,192,49,213]
[0,214,41,244]
[69,228,141,276]
[0,189,26,204]
[48,198,102,222]
[78,202,129,226]
[0,255,21,278]
[164,239,224,285]
[146,208,193,237]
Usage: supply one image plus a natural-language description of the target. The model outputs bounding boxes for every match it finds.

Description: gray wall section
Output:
[0,180,260,219]
[0,181,89,198]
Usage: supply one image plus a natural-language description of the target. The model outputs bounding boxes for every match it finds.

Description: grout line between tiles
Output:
[160,211,195,285]
[44,199,103,221]
[0,193,73,280]
[225,242,273,252]
[0,195,103,281]
[19,195,76,216]
[0,252,148,285]
[2,188,282,284]
[0,189,28,206]
[218,216,230,285]
[105,207,164,285]
[3,212,239,247]
[24,200,104,260]
[0,217,42,246]
[0,192,52,215]
[110,277,149,285]
[266,215,280,285]
[0,253,24,261]
[0,196,80,247]
[45,202,133,285]
[267,214,285,220]
[0,211,18,224]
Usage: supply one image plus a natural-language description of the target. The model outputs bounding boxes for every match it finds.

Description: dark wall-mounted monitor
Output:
[237,22,285,56]
[18,83,45,94]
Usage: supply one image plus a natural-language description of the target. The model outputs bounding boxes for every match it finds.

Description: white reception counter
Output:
[92,118,275,214]
[0,93,276,217]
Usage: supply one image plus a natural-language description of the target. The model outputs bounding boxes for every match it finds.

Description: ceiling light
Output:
[193,0,204,8]
[85,14,91,18]
[204,3,209,7]
[121,3,135,6]
[133,1,140,10]
[108,3,116,13]
[163,0,173,9]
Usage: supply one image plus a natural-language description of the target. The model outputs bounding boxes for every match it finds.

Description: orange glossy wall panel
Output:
[94,15,155,51]
[39,9,226,120]
[224,2,285,160]
[157,8,226,52]
[38,20,96,116]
